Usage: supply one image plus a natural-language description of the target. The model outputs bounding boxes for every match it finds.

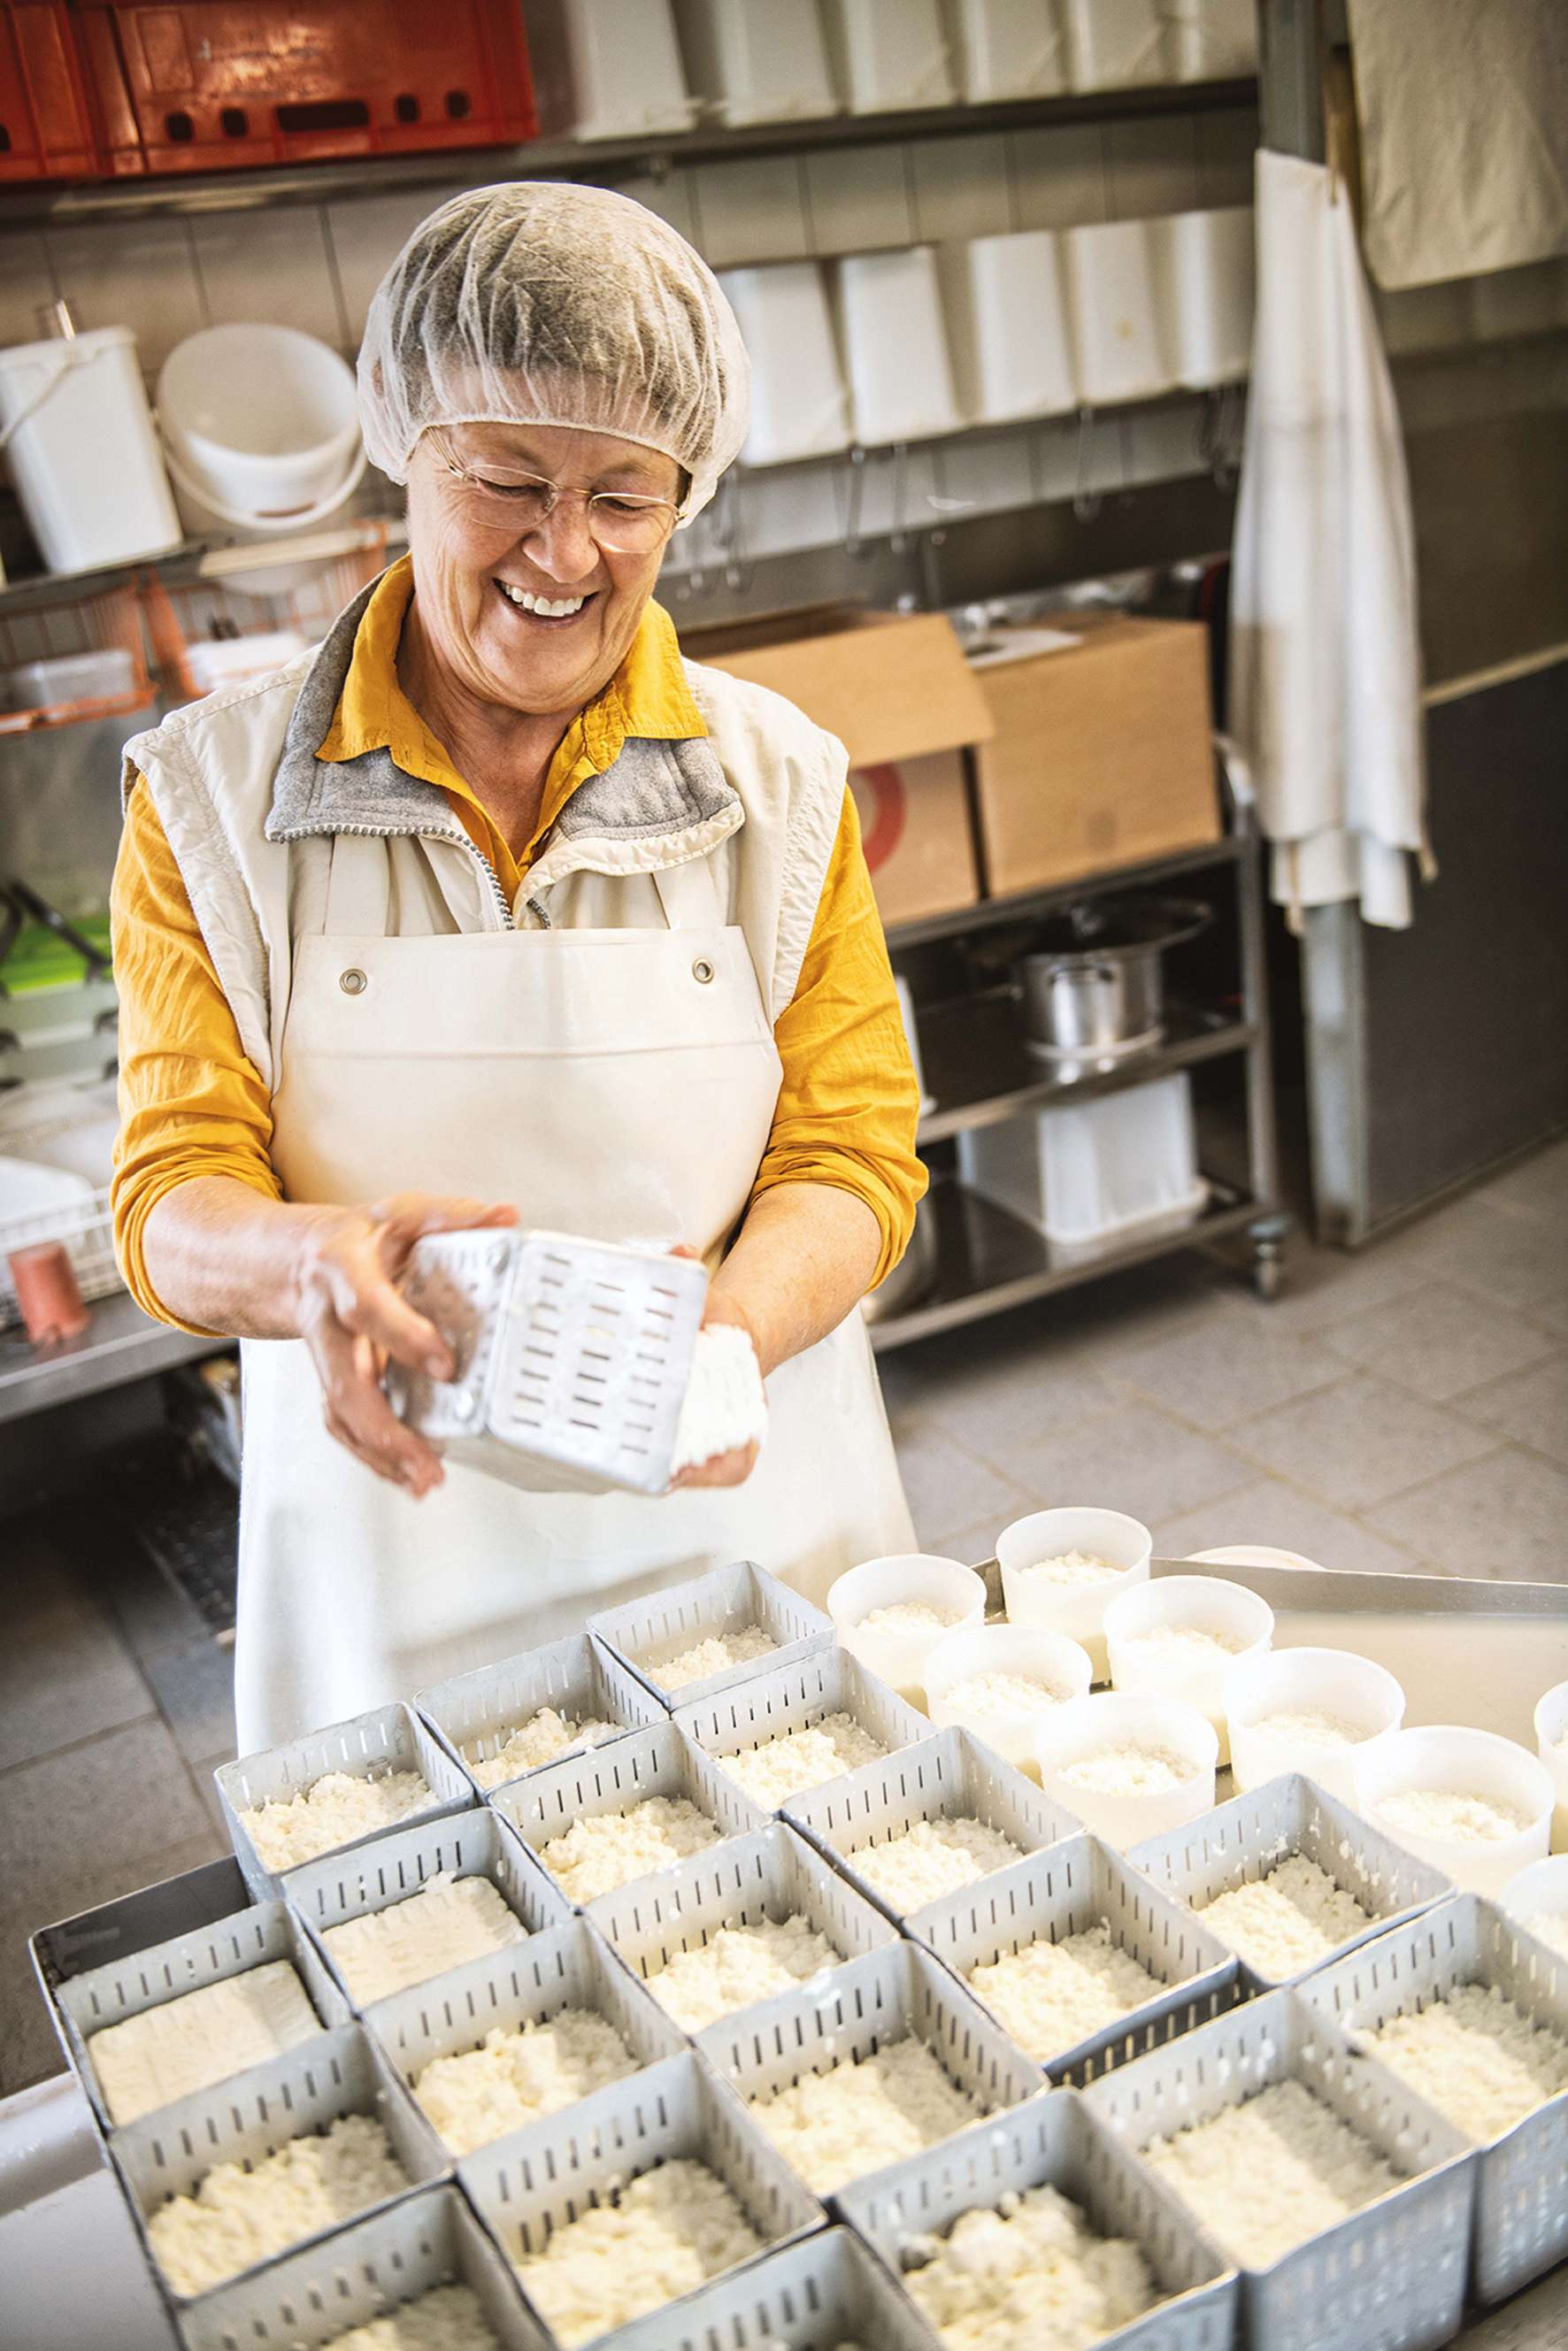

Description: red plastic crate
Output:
[72,0,535,177]
[0,3,100,180]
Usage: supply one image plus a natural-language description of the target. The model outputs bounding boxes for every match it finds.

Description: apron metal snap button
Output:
[339,967,368,996]
[692,957,715,985]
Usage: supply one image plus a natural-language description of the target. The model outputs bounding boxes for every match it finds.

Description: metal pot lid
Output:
[1023,894,1211,964]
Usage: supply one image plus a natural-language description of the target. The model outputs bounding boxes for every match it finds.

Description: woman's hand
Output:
[292,1192,517,1496]
[668,1283,763,1492]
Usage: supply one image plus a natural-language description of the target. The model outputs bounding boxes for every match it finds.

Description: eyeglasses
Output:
[430,435,684,554]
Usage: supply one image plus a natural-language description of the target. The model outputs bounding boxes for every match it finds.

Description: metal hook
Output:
[842,444,867,557]
[888,441,910,555]
[1072,406,1103,522]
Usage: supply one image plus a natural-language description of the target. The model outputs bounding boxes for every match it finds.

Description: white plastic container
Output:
[1187,1543,1327,1572]
[996,1505,1151,1681]
[827,1554,986,1701]
[834,247,962,446]
[1060,219,1175,405]
[1060,0,1170,91]
[1533,1679,1568,1852]
[181,631,309,697]
[820,0,955,112]
[942,0,1068,100]
[1498,1853,1568,1947]
[6,648,137,709]
[719,262,851,465]
[158,325,359,522]
[1167,0,1257,80]
[1355,1725,1555,1898]
[673,0,837,124]
[0,326,181,573]
[1104,1572,1273,1765]
[1226,1646,1405,1804]
[1149,204,1255,388]
[1035,1691,1218,1848]
[958,1072,1206,1256]
[922,1623,1092,1768]
[529,0,696,137]
[937,231,1077,425]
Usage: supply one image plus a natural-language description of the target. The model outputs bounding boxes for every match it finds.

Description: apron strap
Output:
[650,851,725,932]
[323,834,393,937]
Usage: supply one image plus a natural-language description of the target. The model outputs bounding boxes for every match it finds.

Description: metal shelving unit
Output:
[0,1290,221,1424]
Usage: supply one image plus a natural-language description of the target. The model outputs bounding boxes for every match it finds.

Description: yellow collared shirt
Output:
[111,565,926,1327]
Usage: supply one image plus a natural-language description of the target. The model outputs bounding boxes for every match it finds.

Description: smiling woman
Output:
[108,183,926,1751]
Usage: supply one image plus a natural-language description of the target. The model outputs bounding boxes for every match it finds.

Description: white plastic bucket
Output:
[1104,1572,1274,1765]
[719,263,851,465]
[1226,1646,1405,1804]
[0,327,181,573]
[1061,219,1174,405]
[1149,206,1256,388]
[938,230,1077,425]
[551,0,696,138]
[945,0,1068,101]
[996,1505,1151,1681]
[958,1073,1206,1256]
[1060,0,1169,91]
[1533,1679,1568,1853]
[158,325,360,522]
[923,1623,1091,1770]
[1498,1854,1568,1951]
[834,247,962,446]
[1036,1690,1217,1848]
[673,0,837,126]
[827,1554,985,1701]
[820,0,954,112]
[1355,1725,1554,1898]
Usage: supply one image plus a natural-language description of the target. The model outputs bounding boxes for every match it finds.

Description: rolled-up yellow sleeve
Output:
[110,777,281,1330]
[750,788,927,1287]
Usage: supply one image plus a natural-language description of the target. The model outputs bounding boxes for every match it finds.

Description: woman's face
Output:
[404,419,683,718]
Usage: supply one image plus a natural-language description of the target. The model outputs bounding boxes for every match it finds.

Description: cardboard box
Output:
[688,606,993,926]
[969,615,1221,895]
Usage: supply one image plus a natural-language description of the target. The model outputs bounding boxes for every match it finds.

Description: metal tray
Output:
[415,1631,665,1796]
[1128,1772,1455,1991]
[215,1701,474,1902]
[905,1831,1239,2086]
[283,1807,568,2011]
[364,1916,688,2165]
[588,1560,834,1708]
[31,1855,250,2025]
[1082,1986,1477,2351]
[594,2223,945,2351]
[834,2088,1239,2351]
[780,1726,1080,1925]
[1297,1894,1568,2307]
[673,1646,928,1811]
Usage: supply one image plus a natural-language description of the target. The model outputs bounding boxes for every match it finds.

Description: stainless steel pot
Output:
[1017,895,1211,1061]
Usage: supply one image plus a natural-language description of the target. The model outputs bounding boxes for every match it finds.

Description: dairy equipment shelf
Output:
[916,994,1254,1144]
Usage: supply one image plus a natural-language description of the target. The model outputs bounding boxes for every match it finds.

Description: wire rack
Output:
[140,538,386,707]
[0,579,152,731]
[0,1078,120,1324]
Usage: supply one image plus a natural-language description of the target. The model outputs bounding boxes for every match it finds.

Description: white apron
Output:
[235,833,914,1750]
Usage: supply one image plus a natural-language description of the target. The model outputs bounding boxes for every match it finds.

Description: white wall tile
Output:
[1195,106,1257,209]
[326,181,470,342]
[0,231,57,349]
[45,218,206,376]
[691,154,811,266]
[803,143,914,253]
[1008,122,1107,230]
[1104,116,1199,219]
[190,207,346,348]
[934,429,1035,516]
[910,133,1013,242]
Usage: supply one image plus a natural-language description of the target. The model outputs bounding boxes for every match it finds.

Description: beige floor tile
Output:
[1232,1373,1499,1512]
[1111,1310,1344,1430]
[1323,1282,1563,1402]
[1365,1448,1568,1584]
[1152,1478,1424,1579]
[1452,1353,1568,1467]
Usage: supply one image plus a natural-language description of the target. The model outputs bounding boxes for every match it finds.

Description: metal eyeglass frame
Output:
[428,432,687,550]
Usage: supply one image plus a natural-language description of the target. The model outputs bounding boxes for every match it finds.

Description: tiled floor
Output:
[3,1136,1566,2097]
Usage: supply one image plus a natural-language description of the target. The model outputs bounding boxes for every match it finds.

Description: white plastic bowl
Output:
[1355,1725,1554,1898]
[922,1624,1092,1770]
[1533,1680,1568,1853]
[1226,1646,1405,1803]
[1186,1543,1326,1572]
[1103,1573,1273,1765]
[827,1554,986,1701]
[996,1507,1151,1681]
[1034,1690,1218,1849]
[158,324,359,516]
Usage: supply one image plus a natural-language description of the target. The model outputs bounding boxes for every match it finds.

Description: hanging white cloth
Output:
[1229,149,1429,932]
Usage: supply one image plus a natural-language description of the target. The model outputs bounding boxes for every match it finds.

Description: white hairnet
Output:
[357,181,749,524]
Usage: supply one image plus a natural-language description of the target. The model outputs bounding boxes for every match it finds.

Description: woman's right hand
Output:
[291,1192,516,1495]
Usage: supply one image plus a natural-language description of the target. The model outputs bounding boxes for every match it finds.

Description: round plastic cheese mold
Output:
[921,1624,1092,1771]
[1103,1573,1273,1766]
[1354,1725,1554,1897]
[827,1554,986,1702]
[1533,1679,1568,1853]
[995,1506,1151,1682]
[1226,1646,1405,1804]
[1034,1690,1218,1849]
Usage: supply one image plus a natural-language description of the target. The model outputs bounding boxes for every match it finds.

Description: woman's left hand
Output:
[669,1286,762,1490]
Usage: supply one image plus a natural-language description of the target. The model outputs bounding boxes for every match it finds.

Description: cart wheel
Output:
[1249,1220,1287,1301]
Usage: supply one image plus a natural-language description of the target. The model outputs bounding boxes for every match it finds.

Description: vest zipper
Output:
[280,818,517,933]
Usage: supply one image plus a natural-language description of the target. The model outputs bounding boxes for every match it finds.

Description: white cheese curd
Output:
[412,2008,637,2156]
[851,1817,1024,1909]
[644,1915,842,2032]
[1057,1745,1193,1796]
[1247,1708,1365,1750]
[469,1709,619,1788]
[967,1926,1163,2061]
[320,1874,527,2005]
[1017,1552,1125,1587]
[539,1794,723,1902]
[1143,2078,1400,2267]
[1375,1788,1529,1843]
[720,1713,887,1807]
[511,2158,762,2346]
[320,2284,497,2351]
[241,1769,434,1873]
[1524,1909,1568,1961]
[905,2180,1159,2351]
[747,2037,984,2190]
[856,1602,962,1634]
[148,2111,406,2296]
[670,1324,770,1473]
[941,1671,1066,1717]
[1118,1623,1247,1666]
[89,1962,319,2126]
[1196,1855,1373,1978]
[1365,1983,1568,2140]
[653,1626,778,1691]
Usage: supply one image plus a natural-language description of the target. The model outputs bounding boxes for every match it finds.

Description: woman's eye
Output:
[597,496,652,515]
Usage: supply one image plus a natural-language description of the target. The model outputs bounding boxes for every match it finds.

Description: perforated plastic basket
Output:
[596,2223,937,2351]
[488,1720,771,1902]
[456,2048,824,2338]
[695,1941,1043,2192]
[780,1727,1080,1924]
[1128,1773,1454,1992]
[176,2181,549,2351]
[673,1646,927,1811]
[215,1701,474,1902]
[52,1897,351,2135]
[109,2022,443,2310]
[1296,1893,1568,2304]
[906,1832,1239,2086]
[584,1820,899,2032]
[283,1808,568,2011]
[365,1916,688,2165]
[835,2090,1239,2351]
[1082,1988,1476,2351]
[416,1632,665,1795]
[588,1559,834,1706]
[389,1227,709,1495]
